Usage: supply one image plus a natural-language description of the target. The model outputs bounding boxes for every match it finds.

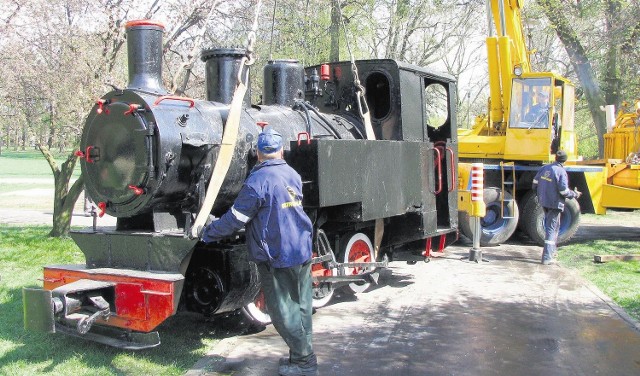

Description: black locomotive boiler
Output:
[23,20,459,349]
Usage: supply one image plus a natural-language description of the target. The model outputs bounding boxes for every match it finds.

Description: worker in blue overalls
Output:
[199,127,318,376]
[532,150,581,265]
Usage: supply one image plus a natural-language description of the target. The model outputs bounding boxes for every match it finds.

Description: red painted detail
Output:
[42,266,178,332]
[423,237,432,258]
[97,202,107,217]
[320,64,330,81]
[297,132,311,146]
[311,251,333,283]
[124,103,141,115]
[96,99,110,115]
[433,146,443,194]
[254,290,267,312]
[84,146,95,163]
[128,185,145,195]
[125,20,165,30]
[153,95,195,108]
[348,239,371,275]
[438,234,446,252]
[74,150,85,158]
[445,147,456,192]
[256,121,269,129]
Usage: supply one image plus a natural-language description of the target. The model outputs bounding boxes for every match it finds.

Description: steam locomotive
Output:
[23,20,459,349]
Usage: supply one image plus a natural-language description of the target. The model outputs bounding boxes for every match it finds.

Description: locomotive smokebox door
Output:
[82,99,154,214]
[23,288,55,333]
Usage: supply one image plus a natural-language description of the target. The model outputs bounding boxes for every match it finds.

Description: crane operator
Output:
[525,90,550,128]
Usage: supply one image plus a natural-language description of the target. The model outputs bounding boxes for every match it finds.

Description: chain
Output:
[245,0,263,66]
[336,1,369,123]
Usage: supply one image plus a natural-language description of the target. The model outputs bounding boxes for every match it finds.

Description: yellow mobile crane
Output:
[457,0,605,246]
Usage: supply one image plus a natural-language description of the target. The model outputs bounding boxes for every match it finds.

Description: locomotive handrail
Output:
[446,146,455,192]
[297,132,311,145]
[153,96,195,108]
[431,146,443,194]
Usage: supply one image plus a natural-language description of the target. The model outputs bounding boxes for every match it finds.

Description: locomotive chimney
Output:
[125,20,168,94]
[201,48,251,107]
[263,60,304,107]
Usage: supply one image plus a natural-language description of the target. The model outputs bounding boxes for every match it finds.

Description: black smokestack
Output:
[125,20,168,94]
[201,48,251,107]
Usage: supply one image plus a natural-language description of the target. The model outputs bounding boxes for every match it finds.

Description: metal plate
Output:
[22,288,55,333]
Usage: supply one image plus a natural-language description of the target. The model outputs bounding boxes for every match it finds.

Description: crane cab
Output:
[504,73,577,162]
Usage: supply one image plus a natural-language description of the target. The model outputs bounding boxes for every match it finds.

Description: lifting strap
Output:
[338,1,383,256]
[189,1,262,238]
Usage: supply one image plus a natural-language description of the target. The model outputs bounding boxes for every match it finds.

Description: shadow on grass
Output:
[0,285,259,374]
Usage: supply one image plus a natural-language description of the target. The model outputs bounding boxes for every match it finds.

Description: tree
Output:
[535,0,640,157]
[0,0,230,236]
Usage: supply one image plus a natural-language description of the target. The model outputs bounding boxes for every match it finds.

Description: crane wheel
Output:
[521,192,581,246]
[458,187,519,246]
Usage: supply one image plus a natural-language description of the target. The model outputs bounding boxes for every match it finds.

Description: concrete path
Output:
[0,208,116,227]
[188,229,640,375]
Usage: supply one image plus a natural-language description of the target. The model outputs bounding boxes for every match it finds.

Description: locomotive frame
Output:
[23,20,460,349]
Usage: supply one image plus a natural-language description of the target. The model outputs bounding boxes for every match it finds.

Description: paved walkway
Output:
[187,234,640,375]
[0,208,116,227]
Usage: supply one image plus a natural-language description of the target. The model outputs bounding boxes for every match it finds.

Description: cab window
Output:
[509,77,552,129]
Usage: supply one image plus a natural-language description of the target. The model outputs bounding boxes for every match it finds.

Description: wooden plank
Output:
[594,255,640,263]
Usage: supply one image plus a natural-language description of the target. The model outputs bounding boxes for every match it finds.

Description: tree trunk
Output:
[539,0,607,157]
[38,144,85,237]
[330,0,340,62]
[603,0,622,108]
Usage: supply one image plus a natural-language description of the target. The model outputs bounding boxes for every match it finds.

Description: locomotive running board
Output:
[55,323,161,350]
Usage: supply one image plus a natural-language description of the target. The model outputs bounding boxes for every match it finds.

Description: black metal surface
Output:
[263,59,305,107]
[55,323,161,350]
[126,22,167,94]
[201,48,251,107]
[290,139,428,221]
[70,230,196,272]
[183,243,261,316]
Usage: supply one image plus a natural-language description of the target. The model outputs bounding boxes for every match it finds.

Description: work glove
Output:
[573,187,582,199]
[188,225,204,240]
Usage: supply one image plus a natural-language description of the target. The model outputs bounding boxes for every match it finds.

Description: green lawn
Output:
[0,226,252,376]
[0,150,83,210]
[0,150,81,178]
[559,238,640,321]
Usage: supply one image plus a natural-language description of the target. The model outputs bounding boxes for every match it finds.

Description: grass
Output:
[559,238,640,321]
[0,226,252,376]
[0,150,83,210]
[0,150,81,178]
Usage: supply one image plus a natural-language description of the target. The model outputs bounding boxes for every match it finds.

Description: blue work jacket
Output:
[532,162,577,211]
[201,159,313,268]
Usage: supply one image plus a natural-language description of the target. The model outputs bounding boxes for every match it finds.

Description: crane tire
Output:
[458,187,519,246]
[522,194,581,246]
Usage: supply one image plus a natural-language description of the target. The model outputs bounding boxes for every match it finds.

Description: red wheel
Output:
[311,229,335,308]
[341,232,374,293]
[241,289,272,325]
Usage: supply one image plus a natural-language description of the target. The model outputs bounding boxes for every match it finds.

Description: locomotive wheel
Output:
[184,266,225,316]
[241,289,272,326]
[340,232,374,294]
[458,187,519,246]
[521,193,581,246]
[312,283,334,308]
[312,229,335,308]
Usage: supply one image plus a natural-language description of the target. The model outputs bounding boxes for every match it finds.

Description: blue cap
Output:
[257,127,283,153]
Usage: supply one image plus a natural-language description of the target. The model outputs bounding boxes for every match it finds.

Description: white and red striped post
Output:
[469,163,485,262]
